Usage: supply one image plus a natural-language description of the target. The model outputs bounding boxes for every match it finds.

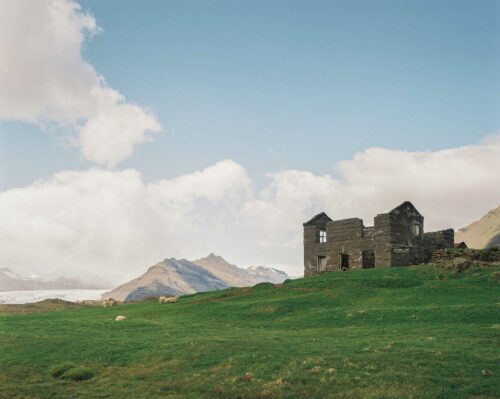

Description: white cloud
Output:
[334,134,500,229]
[150,160,251,206]
[243,135,500,252]
[0,160,251,283]
[0,137,498,282]
[0,0,161,167]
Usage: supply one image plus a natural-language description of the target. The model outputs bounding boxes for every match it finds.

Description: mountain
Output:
[245,265,289,284]
[0,268,31,291]
[102,258,229,301]
[455,205,500,249]
[103,254,290,301]
[192,253,289,286]
[0,268,110,292]
[192,253,260,287]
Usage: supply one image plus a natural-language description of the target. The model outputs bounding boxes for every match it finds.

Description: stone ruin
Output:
[303,201,454,276]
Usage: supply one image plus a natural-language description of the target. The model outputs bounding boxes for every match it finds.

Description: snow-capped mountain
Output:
[245,265,289,284]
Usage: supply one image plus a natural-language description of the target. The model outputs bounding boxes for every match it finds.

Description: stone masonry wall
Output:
[421,229,455,263]
[373,213,393,267]
[327,218,375,270]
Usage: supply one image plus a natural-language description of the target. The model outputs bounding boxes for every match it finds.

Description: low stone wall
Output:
[431,247,500,263]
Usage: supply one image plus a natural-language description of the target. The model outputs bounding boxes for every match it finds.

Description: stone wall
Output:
[431,246,500,263]
[303,213,331,276]
[384,203,424,266]
[327,218,375,270]
[304,217,378,274]
[373,213,393,267]
[421,229,455,263]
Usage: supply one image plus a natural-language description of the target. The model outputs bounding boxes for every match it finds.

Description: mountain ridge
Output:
[103,254,289,301]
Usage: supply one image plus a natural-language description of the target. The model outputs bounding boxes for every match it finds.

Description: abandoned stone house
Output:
[303,201,454,276]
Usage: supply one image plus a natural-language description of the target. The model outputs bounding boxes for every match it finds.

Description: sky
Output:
[0,0,499,283]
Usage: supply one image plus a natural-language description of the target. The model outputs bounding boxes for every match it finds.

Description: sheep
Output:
[102,298,117,307]
[158,295,180,304]
[115,315,126,321]
[166,295,180,303]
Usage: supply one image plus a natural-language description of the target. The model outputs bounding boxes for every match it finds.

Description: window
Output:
[362,251,375,269]
[412,224,420,236]
[319,230,327,243]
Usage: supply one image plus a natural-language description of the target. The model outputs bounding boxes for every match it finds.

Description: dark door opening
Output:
[362,251,375,268]
[340,253,349,271]
[317,256,327,272]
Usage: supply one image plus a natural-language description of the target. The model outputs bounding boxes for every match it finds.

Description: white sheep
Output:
[103,298,117,307]
[158,295,180,304]
[115,315,126,321]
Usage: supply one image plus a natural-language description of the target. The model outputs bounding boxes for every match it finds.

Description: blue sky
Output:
[1,0,499,190]
[0,1,499,278]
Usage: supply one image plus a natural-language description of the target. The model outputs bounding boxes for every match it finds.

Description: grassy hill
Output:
[0,264,499,399]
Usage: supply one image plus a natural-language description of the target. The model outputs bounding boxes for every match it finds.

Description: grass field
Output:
[0,264,499,399]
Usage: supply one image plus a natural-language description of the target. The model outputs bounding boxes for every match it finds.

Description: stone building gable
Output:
[303,212,332,227]
[389,201,423,218]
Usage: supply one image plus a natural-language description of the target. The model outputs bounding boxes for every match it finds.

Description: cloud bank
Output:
[0,0,161,167]
[0,137,498,282]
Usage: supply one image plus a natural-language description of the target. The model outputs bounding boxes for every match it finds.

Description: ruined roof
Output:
[389,201,422,217]
[303,212,332,227]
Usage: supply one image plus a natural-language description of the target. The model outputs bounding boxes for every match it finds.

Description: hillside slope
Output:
[1,264,498,398]
[456,205,500,248]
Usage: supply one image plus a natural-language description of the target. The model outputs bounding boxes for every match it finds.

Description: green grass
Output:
[0,264,499,398]
[49,362,78,378]
[59,367,95,381]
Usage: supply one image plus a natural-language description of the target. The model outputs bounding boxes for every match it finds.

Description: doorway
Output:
[340,253,349,271]
[317,256,327,272]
